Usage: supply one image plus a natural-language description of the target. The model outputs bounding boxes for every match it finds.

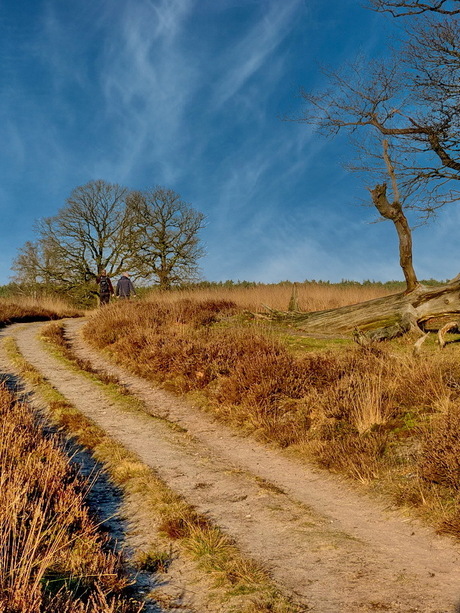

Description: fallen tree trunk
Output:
[265,277,460,341]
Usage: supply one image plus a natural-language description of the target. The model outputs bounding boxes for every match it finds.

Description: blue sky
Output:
[1,0,458,286]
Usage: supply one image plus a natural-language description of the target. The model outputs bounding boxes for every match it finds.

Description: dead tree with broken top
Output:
[276,9,460,341]
[369,139,418,293]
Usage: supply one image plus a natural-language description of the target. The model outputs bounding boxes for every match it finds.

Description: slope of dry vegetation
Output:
[0,383,142,613]
[83,286,460,538]
[39,322,301,613]
[0,295,82,326]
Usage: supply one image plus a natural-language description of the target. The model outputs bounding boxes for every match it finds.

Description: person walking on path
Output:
[96,270,114,306]
[116,272,137,299]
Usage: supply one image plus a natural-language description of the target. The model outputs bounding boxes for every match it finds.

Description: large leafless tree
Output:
[13,181,206,299]
[272,4,460,341]
[129,187,206,290]
[302,18,460,211]
[13,180,133,294]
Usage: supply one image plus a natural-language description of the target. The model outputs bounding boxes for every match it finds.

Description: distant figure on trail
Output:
[96,269,114,305]
[116,272,137,300]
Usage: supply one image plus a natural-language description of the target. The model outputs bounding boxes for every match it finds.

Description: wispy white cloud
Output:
[95,0,199,183]
[204,116,344,244]
[210,0,303,109]
[89,0,309,190]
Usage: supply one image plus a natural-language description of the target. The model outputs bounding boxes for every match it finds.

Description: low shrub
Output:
[0,295,81,326]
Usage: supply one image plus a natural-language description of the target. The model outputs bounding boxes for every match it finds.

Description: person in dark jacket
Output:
[96,269,114,305]
[116,272,137,299]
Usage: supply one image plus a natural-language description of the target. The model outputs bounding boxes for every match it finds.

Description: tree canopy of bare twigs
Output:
[13,180,206,299]
[298,4,460,291]
[265,0,460,340]
[301,18,460,214]
[129,187,206,290]
[13,180,132,291]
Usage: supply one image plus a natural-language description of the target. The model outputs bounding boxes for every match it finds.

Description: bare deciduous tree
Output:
[12,239,63,286]
[130,187,206,290]
[13,180,134,296]
[302,36,460,213]
[13,180,206,300]
[299,15,460,276]
[272,8,460,341]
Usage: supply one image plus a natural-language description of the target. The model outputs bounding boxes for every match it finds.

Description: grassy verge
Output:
[5,327,301,613]
[82,298,460,538]
[0,378,142,612]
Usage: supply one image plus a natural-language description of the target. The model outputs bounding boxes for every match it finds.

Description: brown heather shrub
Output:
[218,348,340,407]
[418,404,460,490]
[170,298,239,327]
[309,428,388,482]
[0,296,81,325]
[212,347,341,445]
[86,299,238,350]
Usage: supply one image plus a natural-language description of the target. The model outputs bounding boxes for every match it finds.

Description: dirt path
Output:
[4,318,460,612]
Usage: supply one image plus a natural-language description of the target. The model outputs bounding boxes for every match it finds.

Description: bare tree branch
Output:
[369,0,460,17]
[298,22,460,211]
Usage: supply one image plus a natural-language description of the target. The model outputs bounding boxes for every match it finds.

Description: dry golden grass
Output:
[83,293,460,537]
[145,282,396,313]
[0,294,82,325]
[0,382,142,613]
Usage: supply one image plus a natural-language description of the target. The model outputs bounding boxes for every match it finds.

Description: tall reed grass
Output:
[83,294,460,536]
[144,282,396,313]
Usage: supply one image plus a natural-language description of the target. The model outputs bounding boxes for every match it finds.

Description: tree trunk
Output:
[265,278,460,341]
[369,140,419,292]
[370,182,419,292]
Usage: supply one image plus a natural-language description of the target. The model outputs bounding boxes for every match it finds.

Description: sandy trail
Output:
[3,318,460,613]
